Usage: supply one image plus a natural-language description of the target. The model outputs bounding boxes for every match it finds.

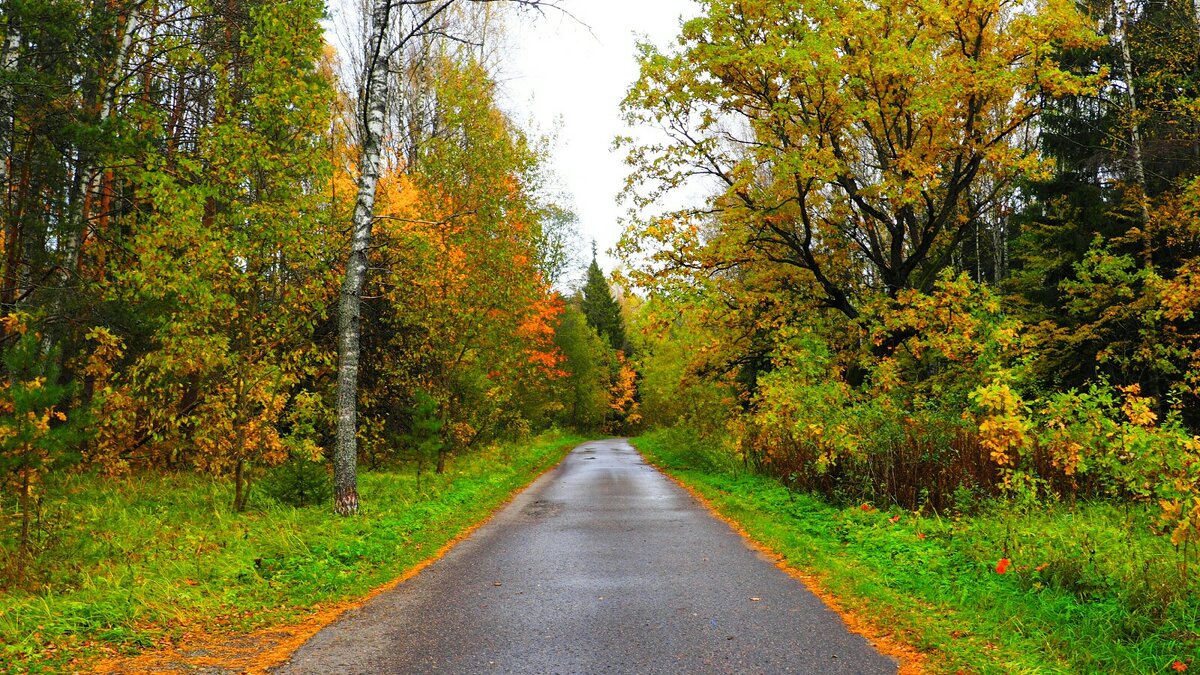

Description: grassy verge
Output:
[0,430,586,674]
[634,427,1198,674]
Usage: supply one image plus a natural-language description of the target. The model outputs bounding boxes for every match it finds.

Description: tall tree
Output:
[358,51,566,474]
[1006,0,1200,414]
[82,0,336,508]
[551,304,612,430]
[580,252,626,352]
[334,0,395,517]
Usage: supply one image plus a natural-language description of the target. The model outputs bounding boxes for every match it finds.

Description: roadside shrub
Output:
[260,453,332,507]
[742,274,1016,509]
[733,272,1200,587]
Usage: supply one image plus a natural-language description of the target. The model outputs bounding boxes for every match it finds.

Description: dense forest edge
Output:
[1,0,1199,671]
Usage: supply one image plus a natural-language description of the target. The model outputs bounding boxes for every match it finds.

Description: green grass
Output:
[0,430,587,674]
[634,427,1199,674]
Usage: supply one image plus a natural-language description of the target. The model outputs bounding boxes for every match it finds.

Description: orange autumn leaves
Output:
[352,56,571,456]
[372,169,562,384]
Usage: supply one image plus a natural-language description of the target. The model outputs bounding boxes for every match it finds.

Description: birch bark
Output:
[1116,0,1151,227]
[334,0,394,516]
[0,1,19,250]
[66,6,140,276]
[0,2,21,314]
[37,6,141,355]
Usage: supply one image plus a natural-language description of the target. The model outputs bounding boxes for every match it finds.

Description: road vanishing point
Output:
[275,439,897,674]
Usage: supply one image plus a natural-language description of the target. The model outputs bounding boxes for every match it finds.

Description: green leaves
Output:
[621,0,1099,321]
[78,0,337,487]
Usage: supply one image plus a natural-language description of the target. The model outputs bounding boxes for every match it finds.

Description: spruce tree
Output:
[580,251,627,353]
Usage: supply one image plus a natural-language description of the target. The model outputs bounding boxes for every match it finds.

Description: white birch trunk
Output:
[333,0,394,516]
[37,6,140,356]
[1,2,23,314]
[64,7,140,275]
[0,2,20,220]
[1116,0,1150,227]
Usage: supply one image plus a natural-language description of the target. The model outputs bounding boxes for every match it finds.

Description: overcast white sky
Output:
[497,0,699,279]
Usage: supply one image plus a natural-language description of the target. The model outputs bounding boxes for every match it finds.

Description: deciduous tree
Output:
[620,0,1099,331]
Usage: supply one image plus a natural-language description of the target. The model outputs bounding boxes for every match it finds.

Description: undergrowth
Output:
[634,427,1199,674]
[0,430,585,674]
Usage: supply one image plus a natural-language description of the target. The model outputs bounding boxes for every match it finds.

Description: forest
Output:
[0,0,641,543]
[0,0,1198,671]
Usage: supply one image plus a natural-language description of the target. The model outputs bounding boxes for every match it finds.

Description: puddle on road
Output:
[521,498,564,520]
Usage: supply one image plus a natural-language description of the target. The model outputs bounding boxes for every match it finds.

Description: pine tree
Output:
[580,251,626,353]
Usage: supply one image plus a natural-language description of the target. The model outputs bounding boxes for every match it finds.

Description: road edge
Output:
[632,441,927,675]
[92,437,587,675]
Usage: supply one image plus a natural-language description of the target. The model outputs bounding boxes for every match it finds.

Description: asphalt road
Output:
[274,439,897,674]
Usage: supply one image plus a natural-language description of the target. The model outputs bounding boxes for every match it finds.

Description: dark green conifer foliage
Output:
[580,252,626,353]
[1,331,80,578]
[403,391,444,491]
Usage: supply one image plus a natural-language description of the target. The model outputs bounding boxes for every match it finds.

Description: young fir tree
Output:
[580,249,627,353]
[0,325,79,578]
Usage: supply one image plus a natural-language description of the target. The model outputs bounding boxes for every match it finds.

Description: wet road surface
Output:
[275,439,897,674]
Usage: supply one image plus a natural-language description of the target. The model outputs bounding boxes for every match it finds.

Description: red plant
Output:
[995,558,1011,574]
[1172,661,1187,672]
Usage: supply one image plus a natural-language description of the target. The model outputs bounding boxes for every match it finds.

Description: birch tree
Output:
[0,2,18,218]
[332,0,548,515]
[1115,0,1151,233]
[334,0,393,517]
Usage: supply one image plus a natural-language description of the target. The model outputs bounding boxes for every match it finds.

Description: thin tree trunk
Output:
[0,2,20,314]
[0,0,18,200]
[974,216,982,282]
[333,0,394,516]
[18,466,30,579]
[38,5,140,356]
[1116,0,1152,242]
[65,6,140,277]
[234,458,245,512]
[1193,0,1199,168]
[232,380,249,513]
